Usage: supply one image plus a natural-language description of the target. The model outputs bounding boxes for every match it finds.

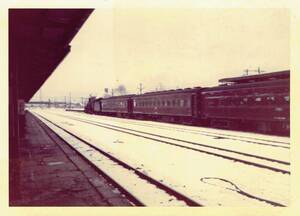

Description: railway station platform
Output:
[11,111,132,206]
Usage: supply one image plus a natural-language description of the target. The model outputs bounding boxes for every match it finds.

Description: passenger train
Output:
[84,70,290,135]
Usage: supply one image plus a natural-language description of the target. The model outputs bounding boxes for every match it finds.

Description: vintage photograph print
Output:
[9,8,290,207]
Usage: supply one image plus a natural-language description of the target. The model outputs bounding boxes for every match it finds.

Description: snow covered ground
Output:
[30,108,290,207]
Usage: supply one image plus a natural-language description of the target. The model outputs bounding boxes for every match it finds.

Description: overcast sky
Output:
[31,8,289,102]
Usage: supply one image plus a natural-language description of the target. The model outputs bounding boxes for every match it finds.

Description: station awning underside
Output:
[9,9,94,102]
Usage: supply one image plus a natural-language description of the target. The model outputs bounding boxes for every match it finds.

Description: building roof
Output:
[219,70,290,84]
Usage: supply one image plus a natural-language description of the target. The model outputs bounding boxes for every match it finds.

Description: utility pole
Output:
[138,83,144,94]
[69,92,71,108]
[64,96,67,108]
[81,97,85,108]
[257,67,265,74]
[111,88,114,97]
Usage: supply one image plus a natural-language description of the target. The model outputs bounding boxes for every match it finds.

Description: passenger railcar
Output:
[131,88,201,122]
[101,95,134,117]
[201,71,290,134]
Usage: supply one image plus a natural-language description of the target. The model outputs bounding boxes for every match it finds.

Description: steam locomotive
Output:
[84,70,290,135]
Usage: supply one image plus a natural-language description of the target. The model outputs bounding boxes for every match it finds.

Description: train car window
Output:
[183,100,187,107]
[207,99,218,106]
[284,96,290,103]
[239,98,245,105]
[266,96,275,105]
[167,101,171,107]
[234,97,240,106]
[248,97,254,105]
[242,97,247,104]
[255,97,262,102]
[172,100,176,106]
[180,99,184,107]
[219,99,225,106]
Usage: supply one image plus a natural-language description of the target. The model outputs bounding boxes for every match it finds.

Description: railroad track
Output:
[45,112,290,174]
[95,115,290,148]
[32,112,202,206]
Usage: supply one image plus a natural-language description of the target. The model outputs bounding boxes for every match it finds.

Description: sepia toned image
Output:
[8,7,290,208]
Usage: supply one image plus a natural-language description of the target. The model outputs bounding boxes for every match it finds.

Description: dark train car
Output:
[101,95,134,117]
[200,70,290,134]
[132,88,201,122]
[92,98,102,114]
[84,97,96,113]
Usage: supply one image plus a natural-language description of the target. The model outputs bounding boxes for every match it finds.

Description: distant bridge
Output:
[27,101,82,108]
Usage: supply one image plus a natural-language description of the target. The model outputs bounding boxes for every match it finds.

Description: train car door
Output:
[128,98,133,114]
[191,94,197,117]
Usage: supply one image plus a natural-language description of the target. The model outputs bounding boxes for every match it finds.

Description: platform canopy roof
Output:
[9,9,94,102]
